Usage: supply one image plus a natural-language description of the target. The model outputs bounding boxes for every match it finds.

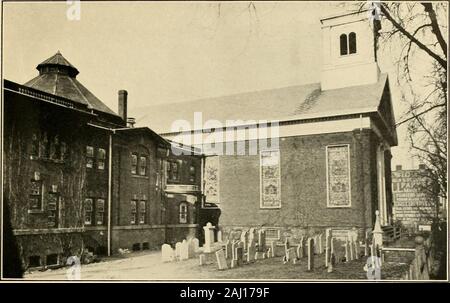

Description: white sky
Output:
[2,1,438,170]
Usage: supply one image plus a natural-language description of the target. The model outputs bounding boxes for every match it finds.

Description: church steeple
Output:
[320,9,381,90]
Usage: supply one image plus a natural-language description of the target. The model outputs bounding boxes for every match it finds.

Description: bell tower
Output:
[320,10,381,90]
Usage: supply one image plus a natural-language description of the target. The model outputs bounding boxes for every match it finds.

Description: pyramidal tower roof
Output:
[24,51,118,117]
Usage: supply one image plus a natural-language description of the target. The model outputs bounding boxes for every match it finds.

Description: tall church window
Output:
[131,154,138,175]
[340,34,348,55]
[349,32,357,54]
[326,145,351,207]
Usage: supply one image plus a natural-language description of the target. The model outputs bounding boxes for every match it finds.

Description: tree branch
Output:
[422,3,448,59]
[380,3,447,70]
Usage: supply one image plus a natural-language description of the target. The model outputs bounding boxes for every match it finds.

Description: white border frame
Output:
[259,149,282,209]
[326,144,351,208]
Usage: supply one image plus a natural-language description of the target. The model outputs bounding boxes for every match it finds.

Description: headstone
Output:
[318,234,323,254]
[215,249,228,270]
[224,240,232,259]
[240,230,249,250]
[247,242,256,263]
[175,242,182,261]
[203,222,216,253]
[330,237,336,265]
[231,259,237,268]
[364,230,371,256]
[161,244,174,262]
[373,210,384,249]
[267,247,272,258]
[217,230,223,243]
[180,240,189,260]
[187,239,195,258]
[286,247,296,262]
[192,238,200,253]
[355,241,361,259]
[271,241,276,258]
[248,228,257,246]
[199,254,206,266]
[344,239,350,262]
[313,236,319,254]
[307,238,314,271]
[296,243,303,259]
[235,247,244,266]
[284,238,290,255]
[325,230,331,267]
[258,230,266,252]
[348,233,354,261]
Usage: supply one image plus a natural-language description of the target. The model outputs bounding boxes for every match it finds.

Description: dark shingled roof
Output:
[24,52,118,117]
[130,74,392,134]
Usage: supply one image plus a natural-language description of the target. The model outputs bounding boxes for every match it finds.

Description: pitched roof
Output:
[24,52,119,117]
[130,74,390,134]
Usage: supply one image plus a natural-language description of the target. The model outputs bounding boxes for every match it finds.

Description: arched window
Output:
[349,32,357,54]
[179,202,188,224]
[340,34,348,56]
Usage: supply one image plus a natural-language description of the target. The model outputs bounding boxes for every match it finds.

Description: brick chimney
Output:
[118,90,128,122]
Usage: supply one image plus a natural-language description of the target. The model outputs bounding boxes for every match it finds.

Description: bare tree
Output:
[372,2,447,220]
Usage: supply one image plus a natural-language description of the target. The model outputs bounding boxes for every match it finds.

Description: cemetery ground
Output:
[24,249,408,280]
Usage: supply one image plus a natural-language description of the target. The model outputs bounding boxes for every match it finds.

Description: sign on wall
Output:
[204,156,220,205]
[260,150,281,208]
[326,145,351,207]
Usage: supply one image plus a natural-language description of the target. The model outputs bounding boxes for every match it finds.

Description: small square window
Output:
[97,148,106,170]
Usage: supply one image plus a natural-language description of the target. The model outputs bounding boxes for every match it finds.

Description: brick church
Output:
[134,10,398,241]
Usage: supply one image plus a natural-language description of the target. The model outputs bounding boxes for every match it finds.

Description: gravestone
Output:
[192,238,200,253]
[325,230,331,267]
[296,243,303,259]
[231,241,238,261]
[348,233,354,261]
[271,241,276,258]
[284,238,290,255]
[235,247,244,266]
[248,228,257,246]
[313,236,319,254]
[215,249,228,270]
[175,242,182,261]
[224,240,232,259]
[344,239,350,262]
[318,234,323,254]
[187,239,195,258]
[161,244,174,262]
[286,247,296,262]
[203,222,216,253]
[258,230,266,252]
[364,230,371,256]
[240,230,249,250]
[247,242,256,263]
[199,254,206,266]
[267,247,272,258]
[180,240,189,260]
[355,241,361,259]
[307,238,314,271]
[217,230,223,243]
[330,237,336,265]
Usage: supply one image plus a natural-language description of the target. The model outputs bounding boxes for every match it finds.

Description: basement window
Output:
[28,255,41,268]
[142,242,150,250]
[46,254,59,266]
[132,243,141,251]
[265,229,280,240]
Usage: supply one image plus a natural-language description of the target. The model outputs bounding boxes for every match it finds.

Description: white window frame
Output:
[179,202,188,224]
[259,149,282,209]
[326,144,352,208]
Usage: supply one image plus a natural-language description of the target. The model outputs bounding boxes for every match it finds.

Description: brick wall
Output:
[218,129,383,238]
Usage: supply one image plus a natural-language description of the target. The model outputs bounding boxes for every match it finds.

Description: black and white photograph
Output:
[0,0,448,285]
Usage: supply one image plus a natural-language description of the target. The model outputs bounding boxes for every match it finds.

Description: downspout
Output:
[107,132,113,256]
[359,114,367,234]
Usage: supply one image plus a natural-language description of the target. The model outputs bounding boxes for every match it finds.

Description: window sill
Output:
[28,209,44,214]
[30,156,65,164]
[131,174,149,179]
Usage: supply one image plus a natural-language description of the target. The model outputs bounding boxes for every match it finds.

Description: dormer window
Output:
[340,32,357,56]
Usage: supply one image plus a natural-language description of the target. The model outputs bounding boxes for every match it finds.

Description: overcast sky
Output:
[2,1,430,169]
